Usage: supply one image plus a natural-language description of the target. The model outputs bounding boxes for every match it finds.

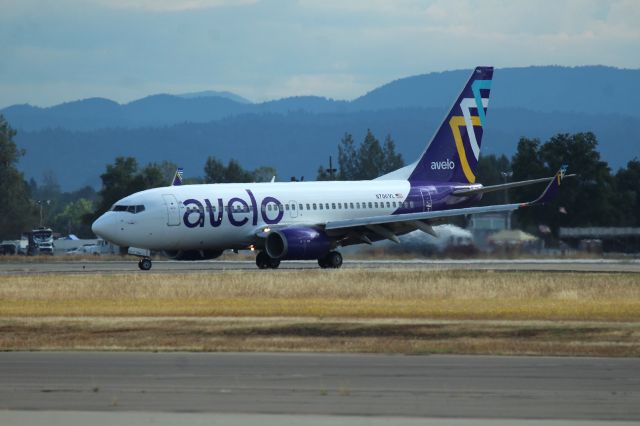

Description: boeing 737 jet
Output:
[92,66,569,270]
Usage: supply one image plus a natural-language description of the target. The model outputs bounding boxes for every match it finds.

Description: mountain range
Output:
[3,66,639,190]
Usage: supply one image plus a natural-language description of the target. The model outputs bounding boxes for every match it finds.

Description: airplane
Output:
[92,66,570,271]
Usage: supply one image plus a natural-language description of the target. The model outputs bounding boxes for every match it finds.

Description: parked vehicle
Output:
[28,227,55,255]
[0,241,17,255]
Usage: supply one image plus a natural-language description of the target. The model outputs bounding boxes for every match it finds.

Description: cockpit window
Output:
[111,204,145,214]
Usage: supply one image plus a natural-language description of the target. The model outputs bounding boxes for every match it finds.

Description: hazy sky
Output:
[1,0,638,107]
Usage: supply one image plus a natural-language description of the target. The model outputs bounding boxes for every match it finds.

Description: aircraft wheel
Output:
[327,251,343,269]
[268,258,281,269]
[318,251,342,269]
[138,258,152,271]
[256,251,270,269]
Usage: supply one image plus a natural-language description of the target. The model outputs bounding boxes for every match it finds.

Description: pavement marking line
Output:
[1,411,635,426]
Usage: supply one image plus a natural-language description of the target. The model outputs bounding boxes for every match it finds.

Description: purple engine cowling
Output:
[265,227,331,260]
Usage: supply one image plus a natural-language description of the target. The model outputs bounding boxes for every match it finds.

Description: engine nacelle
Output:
[265,227,331,260]
[163,249,224,261]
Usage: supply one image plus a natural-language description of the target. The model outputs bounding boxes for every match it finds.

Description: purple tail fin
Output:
[171,167,184,186]
[408,66,493,184]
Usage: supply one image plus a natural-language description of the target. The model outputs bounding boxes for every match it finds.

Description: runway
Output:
[1,258,639,275]
[0,352,638,421]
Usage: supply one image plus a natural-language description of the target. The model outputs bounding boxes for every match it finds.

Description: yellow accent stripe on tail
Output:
[449,115,481,183]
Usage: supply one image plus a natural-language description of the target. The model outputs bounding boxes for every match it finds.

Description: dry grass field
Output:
[1,269,639,355]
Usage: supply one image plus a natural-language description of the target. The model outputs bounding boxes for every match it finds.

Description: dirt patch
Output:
[1,317,638,357]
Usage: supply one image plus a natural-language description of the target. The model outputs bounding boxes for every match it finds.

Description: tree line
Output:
[1,113,638,241]
[316,130,404,180]
[477,132,640,234]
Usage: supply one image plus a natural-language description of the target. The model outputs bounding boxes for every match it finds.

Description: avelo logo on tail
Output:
[430,159,456,170]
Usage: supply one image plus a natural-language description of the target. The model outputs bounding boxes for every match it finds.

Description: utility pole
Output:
[501,171,513,230]
[36,200,51,227]
[326,156,337,180]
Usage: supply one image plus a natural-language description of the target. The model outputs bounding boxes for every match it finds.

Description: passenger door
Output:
[162,194,181,226]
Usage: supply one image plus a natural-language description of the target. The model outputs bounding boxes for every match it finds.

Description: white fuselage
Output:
[92,180,423,251]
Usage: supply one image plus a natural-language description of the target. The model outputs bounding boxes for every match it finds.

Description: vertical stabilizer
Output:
[171,167,184,186]
[377,66,493,184]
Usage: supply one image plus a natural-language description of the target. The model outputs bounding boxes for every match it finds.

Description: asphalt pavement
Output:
[0,352,638,420]
[1,258,638,275]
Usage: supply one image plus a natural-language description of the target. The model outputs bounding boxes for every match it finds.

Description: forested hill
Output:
[3,66,639,131]
[4,66,640,190]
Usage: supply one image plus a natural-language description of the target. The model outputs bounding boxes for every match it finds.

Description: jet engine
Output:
[163,249,224,261]
[265,227,331,260]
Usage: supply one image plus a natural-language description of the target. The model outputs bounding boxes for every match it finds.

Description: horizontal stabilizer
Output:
[452,172,575,197]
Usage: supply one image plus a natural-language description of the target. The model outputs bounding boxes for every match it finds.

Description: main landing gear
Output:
[138,257,152,271]
[318,251,343,269]
[256,251,281,269]
[254,251,343,270]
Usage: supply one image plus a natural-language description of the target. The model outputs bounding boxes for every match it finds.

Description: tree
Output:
[95,157,141,215]
[511,132,617,233]
[140,163,169,189]
[337,133,358,180]
[150,160,179,185]
[0,115,37,238]
[381,135,404,174]
[356,129,385,179]
[476,154,511,205]
[53,198,94,237]
[320,130,404,181]
[204,157,226,183]
[316,165,331,181]
[205,156,275,183]
[615,159,640,226]
[253,166,277,182]
[540,132,617,228]
[225,159,253,183]
[38,170,61,201]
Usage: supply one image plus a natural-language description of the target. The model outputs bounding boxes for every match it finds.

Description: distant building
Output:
[559,227,640,253]
[488,229,540,253]
[469,213,507,250]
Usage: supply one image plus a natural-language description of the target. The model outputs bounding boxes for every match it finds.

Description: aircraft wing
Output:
[323,166,569,241]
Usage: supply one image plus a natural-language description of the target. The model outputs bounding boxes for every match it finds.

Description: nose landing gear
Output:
[138,257,152,271]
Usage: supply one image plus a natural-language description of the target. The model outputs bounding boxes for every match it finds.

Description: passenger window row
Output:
[182,201,415,213]
[185,200,416,213]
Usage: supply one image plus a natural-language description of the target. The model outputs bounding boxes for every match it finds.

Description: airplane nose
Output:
[92,214,113,241]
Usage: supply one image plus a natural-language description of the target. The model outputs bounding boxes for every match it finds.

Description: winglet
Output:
[521,165,568,207]
[171,167,184,186]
